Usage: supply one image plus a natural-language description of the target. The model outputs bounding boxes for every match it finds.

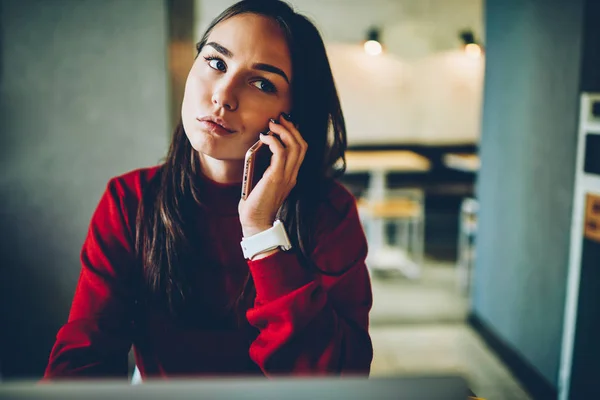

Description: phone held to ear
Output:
[241,131,273,200]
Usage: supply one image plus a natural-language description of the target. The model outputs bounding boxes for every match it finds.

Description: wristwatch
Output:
[241,220,292,260]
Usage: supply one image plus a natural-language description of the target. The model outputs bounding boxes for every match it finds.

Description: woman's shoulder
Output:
[319,179,359,215]
[91,165,163,240]
[106,165,163,202]
[309,180,367,275]
[311,179,361,237]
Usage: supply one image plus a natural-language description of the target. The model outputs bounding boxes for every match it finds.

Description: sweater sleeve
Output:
[43,178,136,380]
[245,184,373,376]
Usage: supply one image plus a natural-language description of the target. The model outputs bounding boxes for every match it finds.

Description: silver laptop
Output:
[0,375,470,399]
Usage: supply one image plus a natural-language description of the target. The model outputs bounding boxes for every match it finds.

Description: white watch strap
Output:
[241,220,292,260]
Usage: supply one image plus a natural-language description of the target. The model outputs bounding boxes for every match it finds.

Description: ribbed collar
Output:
[194,170,242,217]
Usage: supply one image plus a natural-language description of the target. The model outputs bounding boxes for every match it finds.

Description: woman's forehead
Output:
[206,14,291,73]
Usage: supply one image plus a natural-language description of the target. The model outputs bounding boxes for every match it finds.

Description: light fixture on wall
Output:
[459,29,483,59]
[364,27,383,56]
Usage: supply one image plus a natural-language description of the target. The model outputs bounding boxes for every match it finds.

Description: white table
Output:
[442,153,480,173]
[345,150,431,278]
[346,150,431,196]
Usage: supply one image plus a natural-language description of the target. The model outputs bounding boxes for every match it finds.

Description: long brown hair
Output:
[135,0,347,323]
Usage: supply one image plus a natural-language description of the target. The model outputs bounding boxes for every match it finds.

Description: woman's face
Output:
[182,13,293,161]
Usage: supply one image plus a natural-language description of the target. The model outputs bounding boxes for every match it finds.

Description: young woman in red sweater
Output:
[44,0,373,380]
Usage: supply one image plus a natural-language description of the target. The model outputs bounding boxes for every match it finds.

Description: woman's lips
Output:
[197,118,235,135]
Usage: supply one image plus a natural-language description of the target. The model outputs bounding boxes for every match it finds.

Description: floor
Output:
[368,261,532,400]
[370,260,469,325]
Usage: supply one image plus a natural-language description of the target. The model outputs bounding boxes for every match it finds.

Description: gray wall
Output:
[0,0,169,378]
[472,0,585,387]
[580,0,600,92]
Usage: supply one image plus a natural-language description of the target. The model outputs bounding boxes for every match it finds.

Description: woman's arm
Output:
[246,185,373,375]
[43,178,136,379]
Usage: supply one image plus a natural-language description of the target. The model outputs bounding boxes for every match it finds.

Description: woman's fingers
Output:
[268,119,301,179]
[277,114,308,175]
[259,131,286,181]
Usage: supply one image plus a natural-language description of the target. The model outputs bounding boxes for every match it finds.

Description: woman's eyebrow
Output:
[253,63,289,84]
[206,41,233,58]
[206,41,290,84]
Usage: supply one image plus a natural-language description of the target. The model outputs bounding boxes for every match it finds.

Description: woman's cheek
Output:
[243,91,281,115]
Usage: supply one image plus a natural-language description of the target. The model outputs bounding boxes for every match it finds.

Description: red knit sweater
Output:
[43,166,372,380]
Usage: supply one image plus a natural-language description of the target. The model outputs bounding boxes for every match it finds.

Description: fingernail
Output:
[269,118,279,125]
[259,129,270,136]
[281,112,293,122]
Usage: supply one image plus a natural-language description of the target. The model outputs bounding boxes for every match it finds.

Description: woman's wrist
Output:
[250,248,280,261]
[242,224,273,238]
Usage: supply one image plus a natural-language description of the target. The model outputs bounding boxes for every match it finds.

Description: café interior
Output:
[1,0,599,399]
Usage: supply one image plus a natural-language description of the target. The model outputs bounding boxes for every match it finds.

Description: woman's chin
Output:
[193,142,243,162]
[185,128,247,161]
[186,128,214,150]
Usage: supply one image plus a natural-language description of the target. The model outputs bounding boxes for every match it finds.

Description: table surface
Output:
[344,150,431,173]
[442,153,480,172]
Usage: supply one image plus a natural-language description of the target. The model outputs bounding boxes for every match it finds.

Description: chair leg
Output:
[411,216,424,269]
[396,219,410,253]
[457,214,467,291]
[131,365,142,385]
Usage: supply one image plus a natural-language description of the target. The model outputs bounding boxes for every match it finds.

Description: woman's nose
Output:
[211,79,238,111]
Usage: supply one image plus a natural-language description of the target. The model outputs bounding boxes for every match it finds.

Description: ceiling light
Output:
[364,27,383,56]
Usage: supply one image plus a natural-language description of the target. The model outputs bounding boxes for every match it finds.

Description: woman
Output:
[44,0,372,379]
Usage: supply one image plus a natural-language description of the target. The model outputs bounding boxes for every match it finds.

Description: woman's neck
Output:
[196,152,244,184]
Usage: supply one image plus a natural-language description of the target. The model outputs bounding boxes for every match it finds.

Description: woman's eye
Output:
[252,80,277,94]
[205,57,226,72]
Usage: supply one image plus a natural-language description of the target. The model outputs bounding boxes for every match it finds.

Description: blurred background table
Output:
[442,153,480,173]
[345,150,431,278]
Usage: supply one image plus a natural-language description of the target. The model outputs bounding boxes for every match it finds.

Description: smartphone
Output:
[241,131,273,200]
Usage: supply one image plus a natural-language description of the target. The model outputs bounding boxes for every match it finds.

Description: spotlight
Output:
[465,43,482,58]
[459,29,484,58]
[364,27,383,56]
